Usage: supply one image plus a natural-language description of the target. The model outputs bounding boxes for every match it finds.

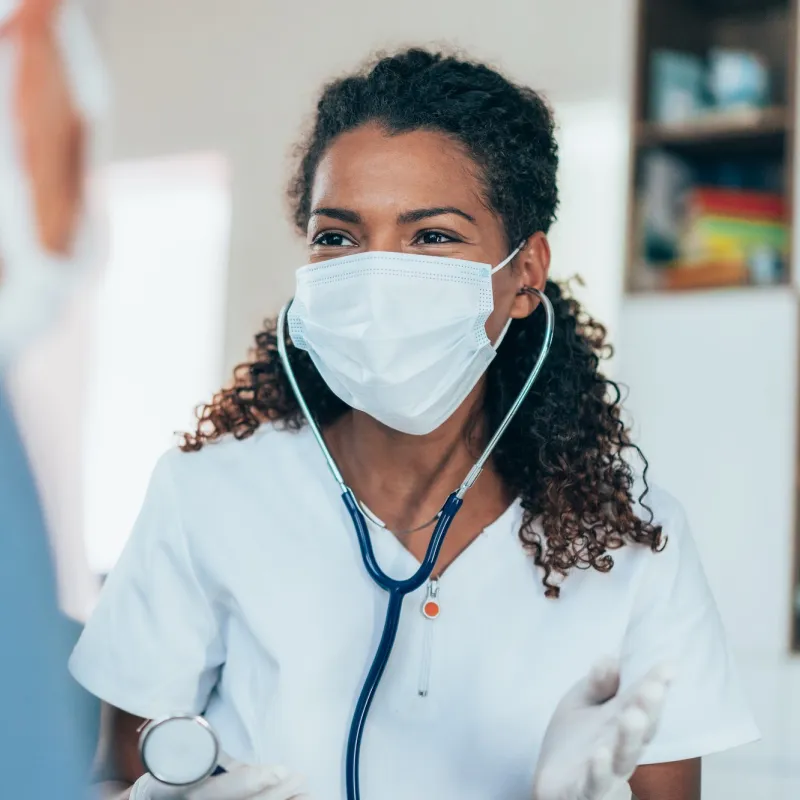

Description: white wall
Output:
[620,289,798,654]
[618,288,800,797]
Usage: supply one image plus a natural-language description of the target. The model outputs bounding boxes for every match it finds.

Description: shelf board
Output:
[636,107,789,152]
[625,279,790,297]
[626,267,789,295]
[693,0,790,13]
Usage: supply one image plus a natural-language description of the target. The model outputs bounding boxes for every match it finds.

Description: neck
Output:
[325,386,507,532]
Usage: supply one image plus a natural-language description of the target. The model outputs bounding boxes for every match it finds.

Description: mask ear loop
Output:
[490,241,527,348]
[490,240,525,275]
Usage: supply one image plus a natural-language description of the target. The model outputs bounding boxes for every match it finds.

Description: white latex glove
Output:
[532,660,674,800]
[129,759,309,800]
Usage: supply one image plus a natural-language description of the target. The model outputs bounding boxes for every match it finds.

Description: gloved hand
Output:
[532,660,674,800]
[129,760,309,800]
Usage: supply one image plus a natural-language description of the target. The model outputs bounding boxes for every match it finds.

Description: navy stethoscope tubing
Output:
[276,289,555,800]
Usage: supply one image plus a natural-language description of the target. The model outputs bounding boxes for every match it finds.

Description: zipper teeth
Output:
[418,621,434,696]
[418,578,439,697]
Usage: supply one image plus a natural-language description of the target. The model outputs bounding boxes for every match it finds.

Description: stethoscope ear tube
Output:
[344,589,403,800]
[342,489,463,593]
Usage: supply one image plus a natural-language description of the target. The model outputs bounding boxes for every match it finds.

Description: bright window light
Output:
[83,153,230,574]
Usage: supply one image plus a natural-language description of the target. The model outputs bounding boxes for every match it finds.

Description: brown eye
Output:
[312,232,357,247]
[415,230,457,245]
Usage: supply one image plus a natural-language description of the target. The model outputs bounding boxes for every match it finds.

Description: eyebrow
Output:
[397,206,476,224]
[311,207,362,224]
[310,206,477,226]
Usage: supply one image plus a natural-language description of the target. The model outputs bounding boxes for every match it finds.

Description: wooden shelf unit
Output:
[625,0,798,295]
[625,0,800,655]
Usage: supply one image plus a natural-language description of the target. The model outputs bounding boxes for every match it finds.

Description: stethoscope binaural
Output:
[276,287,555,800]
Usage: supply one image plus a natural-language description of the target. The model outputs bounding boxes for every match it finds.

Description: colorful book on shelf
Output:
[686,188,786,222]
[681,215,788,266]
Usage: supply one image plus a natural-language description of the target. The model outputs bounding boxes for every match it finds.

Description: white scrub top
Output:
[70,424,758,799]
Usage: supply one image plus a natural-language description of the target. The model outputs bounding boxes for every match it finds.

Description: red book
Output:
[688,188,786,222]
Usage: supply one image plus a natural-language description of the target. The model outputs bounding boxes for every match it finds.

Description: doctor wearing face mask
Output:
[70,49,758,800]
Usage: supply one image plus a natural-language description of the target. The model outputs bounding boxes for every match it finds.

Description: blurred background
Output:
[7,0,800,796]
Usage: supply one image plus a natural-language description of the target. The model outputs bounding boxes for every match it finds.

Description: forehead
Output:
[309,123,486,212]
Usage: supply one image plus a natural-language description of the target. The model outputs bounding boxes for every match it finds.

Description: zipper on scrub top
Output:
[418,578,440,697]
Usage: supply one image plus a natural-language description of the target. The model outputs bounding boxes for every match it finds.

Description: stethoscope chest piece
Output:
[139,714,221,787]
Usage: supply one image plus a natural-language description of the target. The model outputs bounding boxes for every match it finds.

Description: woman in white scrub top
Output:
[71,49,758,800]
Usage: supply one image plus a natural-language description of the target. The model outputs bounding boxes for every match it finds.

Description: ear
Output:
[509,232,550,320]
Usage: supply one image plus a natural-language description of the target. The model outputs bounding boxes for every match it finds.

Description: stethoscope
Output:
[137,714,225,787]
[137,288,554,800]
[277,288,554,800]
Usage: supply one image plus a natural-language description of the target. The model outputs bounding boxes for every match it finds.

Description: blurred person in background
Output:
[70,50,758,800]
[0,0,106,796]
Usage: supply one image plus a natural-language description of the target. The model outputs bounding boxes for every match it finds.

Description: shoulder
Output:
[149,423,323,523]
[160,422,315,483]
[122,424,322,566]
[633,481,690,543]
[624,473,692,556]
[624,479,710,608]
[583,480,698,599]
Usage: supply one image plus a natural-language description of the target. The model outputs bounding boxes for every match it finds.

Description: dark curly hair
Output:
[183,48,663,597]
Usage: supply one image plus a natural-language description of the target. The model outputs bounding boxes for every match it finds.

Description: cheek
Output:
[485,276,518,343]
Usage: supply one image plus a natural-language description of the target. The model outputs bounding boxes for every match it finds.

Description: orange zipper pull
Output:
[419,578,440,697]
[421,577,440,619]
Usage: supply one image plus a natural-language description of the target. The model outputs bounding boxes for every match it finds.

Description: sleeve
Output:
[620,490,760,764]
[0,385,89,799]
[68,451,225,719]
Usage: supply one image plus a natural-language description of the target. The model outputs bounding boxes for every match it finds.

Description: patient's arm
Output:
[629,759,701,800]
[92,703,148,799]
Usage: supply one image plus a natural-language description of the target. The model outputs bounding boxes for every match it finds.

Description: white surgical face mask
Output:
[287,245,522,435]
